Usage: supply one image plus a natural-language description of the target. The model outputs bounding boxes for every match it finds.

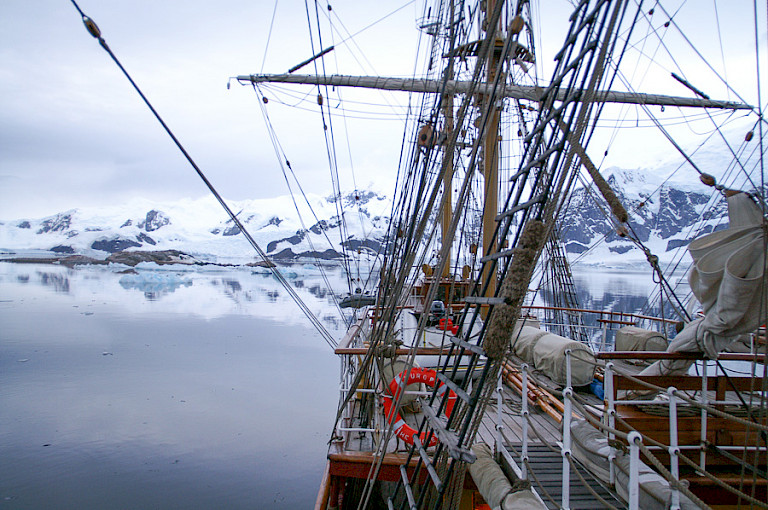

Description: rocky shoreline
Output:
[1,249,277,269]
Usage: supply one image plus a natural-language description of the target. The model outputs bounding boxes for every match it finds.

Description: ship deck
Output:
[329,358,628,508]
[326,317,767,509]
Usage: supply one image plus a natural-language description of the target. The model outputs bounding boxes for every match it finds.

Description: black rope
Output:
[69,0,336,348]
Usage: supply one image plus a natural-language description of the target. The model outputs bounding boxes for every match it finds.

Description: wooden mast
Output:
[441,92,454,279]
[481,0,501,298]
[441,1,455,279]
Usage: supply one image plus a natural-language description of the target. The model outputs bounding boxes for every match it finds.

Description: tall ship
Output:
[74,0,766,508]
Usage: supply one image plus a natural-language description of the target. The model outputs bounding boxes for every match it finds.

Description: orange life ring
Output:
[381,367,457,447]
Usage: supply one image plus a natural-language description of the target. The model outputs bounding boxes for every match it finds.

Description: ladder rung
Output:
[437,371,472,405]
[554,27,582,62]
[561,40,599,77]
[555,0,604,60]
[569,0,592,21]
[535,36,598,130]
[399,465,417,510]
[480,247,515,263]
[507,166,530,183]
[448,333,486,357]
[513,141,565,179]
[495,195,544,221]
[421,404,477,463]
[413,436,443,492]
[523,102,568,144]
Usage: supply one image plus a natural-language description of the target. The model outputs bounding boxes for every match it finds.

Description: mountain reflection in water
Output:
[0,261,348,509]
[1,263,355,326]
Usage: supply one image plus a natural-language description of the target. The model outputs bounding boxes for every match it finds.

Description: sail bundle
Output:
[642,192,766,376]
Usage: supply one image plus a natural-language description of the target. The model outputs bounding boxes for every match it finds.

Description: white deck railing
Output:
[497,346,766,510]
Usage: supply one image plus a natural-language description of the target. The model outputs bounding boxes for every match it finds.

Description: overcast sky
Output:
[0,1,422,219]
[0,1,765,220]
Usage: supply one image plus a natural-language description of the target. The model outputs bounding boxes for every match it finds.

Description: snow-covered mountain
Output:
[0,191,392,264]
[558,167,733,267]
[0,168,756,268]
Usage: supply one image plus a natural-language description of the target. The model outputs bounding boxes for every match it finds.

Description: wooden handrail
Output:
[612,374,765,393]
[596,318,637,325]
[335,321,363,350]
[520,305,681,324]
[313,461,332,510]
[597,351,766,362]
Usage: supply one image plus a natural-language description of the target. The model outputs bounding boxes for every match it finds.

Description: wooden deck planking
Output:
[476,384,565,446]
[504,444,625,510]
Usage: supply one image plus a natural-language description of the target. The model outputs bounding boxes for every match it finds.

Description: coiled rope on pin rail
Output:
[69,1,336,349]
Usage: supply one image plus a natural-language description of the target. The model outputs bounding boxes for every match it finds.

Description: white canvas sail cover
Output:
[615,326,668,352]
[512,326,595,386]
[642,192,766,376]
[570,420,698,509]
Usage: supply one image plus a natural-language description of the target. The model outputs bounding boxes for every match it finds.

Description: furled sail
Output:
[642,192,766,376]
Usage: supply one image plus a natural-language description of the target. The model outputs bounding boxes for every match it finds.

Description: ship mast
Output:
[481,0,501,298]
[440,0,455,279]
[237,3,750,305]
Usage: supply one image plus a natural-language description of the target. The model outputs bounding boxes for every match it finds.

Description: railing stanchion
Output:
[496,364,503,454]
[601,320,608,351]
[628,431,642,510]
[562,350,573,510]
[521,363,529,479]
[341,353,349,439]
[668,387,681,510]
[605,362,616,486]
[700,361,708,470]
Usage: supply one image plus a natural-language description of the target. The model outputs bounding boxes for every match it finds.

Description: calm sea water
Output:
[0,262,349,509]
[0,261,672,509]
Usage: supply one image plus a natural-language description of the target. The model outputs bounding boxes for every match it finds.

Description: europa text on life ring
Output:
[381,367,458,447]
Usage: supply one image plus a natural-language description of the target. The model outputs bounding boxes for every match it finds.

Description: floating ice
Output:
[119,272,193,294]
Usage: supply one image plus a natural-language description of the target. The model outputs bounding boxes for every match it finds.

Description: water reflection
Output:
[119,272,193,300]
[535,267,689,347]
[37,270,70,293]
[0,265,339,509]
[0,262,682,336]
[0,262,353,333]
[222,278,242,292]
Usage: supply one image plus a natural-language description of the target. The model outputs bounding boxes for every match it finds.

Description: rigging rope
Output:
[358,3,515,505]
[321,13,376,290]
[69,1,337,349]
[254,87,348,322]
[303,0,353,295]
[260,0,280,74]
[653,1,758,114]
